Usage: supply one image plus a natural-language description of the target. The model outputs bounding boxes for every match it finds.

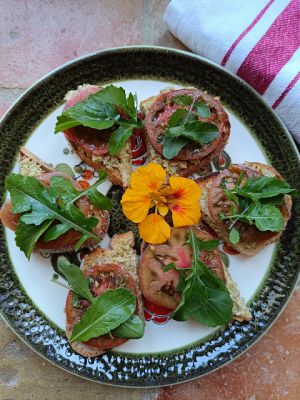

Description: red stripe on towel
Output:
[221,0,275,67]
[237,0,300,95]
[272,71,300,109]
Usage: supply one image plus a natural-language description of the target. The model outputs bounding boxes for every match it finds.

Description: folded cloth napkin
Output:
[164,0,300,143]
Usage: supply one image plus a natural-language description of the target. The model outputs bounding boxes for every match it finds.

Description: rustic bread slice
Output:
[0,148,110,253]
[63,85,132,188]
[198,162,292,256]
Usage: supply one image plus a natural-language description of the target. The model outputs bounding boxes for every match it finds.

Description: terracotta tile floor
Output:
[0,1,299,399]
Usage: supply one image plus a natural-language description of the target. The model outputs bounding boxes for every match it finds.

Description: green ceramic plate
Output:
[0,46,299,387]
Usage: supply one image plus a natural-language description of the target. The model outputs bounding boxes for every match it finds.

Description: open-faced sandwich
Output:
[140,88,230,177]
[59,231,144,357]
[55,84,143,188]
[0,148,111,258]
[197,162,295,256]
[139,226,251,324]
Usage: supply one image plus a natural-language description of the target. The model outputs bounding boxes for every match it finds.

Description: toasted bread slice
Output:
[198,162,292,256]
[0,148,110,253]
[63,85,132,188]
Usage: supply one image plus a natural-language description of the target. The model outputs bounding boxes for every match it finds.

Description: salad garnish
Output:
[219,174,297,244]
[55,85,142,155]
[58,257,144,341]
[164,229,233,327]
[162,94,219,159]
[5,171,111,258]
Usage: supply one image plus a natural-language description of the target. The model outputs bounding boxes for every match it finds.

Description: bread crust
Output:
[197,162,292,256]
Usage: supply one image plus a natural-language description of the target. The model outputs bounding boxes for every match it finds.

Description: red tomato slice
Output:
[66,263,140,353]
[139,226,225,310]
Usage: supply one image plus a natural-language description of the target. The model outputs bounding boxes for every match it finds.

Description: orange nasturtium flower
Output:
[121,163,201,244]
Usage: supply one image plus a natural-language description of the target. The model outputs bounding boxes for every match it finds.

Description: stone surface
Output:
[0,1,299,399]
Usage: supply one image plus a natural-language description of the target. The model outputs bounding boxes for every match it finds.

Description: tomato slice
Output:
[139,226,225,310]
[66,263,140,353]
[144,88,230,161]
[206,164,279,246]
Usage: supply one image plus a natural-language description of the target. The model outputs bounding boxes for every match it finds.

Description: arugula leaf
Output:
[235,176,297,201]
[112,315,144,339]
[50,171,112,211]
[246,203,284,232]
[5,174,100,258]
[57,257,94,304]
[168,109,190,126]
[55,85,140,155]
[229,227,240,244]
[172,95,193,106]
[71,288,136,342]
[15,220,53,259]
[172,230,233,327]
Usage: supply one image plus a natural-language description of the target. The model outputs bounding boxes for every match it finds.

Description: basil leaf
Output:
[162,135,190,159]
[70,288,136,342]
[112,315,144,339]
[229,227,240,244]
[55,100,118,132]
[236,176,297,201]
[194,99,211,118]
[175,121,219,145]
[246,203,284,232]
[172,95,193,106]
[57,257,94,304]
[108,124,133,156]
[168,109,189,127]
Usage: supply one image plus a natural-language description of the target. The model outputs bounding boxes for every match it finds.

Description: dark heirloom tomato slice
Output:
[139,226,225,310]
[66,263,140,352]
[63,85,111,157]
[144,88,230,161]
[206,164,285,246]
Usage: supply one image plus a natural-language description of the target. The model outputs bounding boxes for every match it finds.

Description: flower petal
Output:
[158,202,169,217]
[121,188,151,223]
[130,163,166,192]
[167,177,201,227]
[138,213,171,244]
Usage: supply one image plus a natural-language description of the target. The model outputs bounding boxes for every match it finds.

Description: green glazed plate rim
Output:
[0,46,299,388]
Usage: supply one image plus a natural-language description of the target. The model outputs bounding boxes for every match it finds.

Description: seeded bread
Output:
[63,85,132,188]
[1,148,110,253]
[197,162,292,256]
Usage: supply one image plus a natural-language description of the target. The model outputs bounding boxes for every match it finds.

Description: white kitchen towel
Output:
[164,0,300,143]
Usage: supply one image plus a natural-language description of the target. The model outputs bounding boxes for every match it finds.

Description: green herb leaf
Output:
[108,124,133,156]
[229,227,240,244]
[172,95,193,106]
[235,176,297,201]
[194,99,211,118]
[55,85,140,155]
[172,230,233,327]
[166,120,219,145]
[162,135,190,159]
[168,109,190,126]
[57,257,94,304]
[5,174,100,258]
[112,315,144,339]
[15,220,53,259]
[70,288,136,342]
[246,203,284,232]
